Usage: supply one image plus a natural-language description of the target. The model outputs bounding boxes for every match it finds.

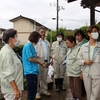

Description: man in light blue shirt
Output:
[35,27,52,99]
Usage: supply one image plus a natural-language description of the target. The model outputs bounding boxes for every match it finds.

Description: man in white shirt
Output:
[35,27,52,99]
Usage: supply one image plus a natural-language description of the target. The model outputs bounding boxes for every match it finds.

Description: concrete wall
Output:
[18,32,30,45]
[12,18,50,44]
[13,19,35,32]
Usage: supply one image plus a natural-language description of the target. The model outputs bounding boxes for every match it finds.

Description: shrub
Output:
[13,45,23,57]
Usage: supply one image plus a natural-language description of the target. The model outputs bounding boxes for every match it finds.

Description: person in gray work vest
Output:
[35,27,52,99]
[51,32,68,92]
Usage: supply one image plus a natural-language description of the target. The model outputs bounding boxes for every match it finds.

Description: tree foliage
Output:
[46,27,74,43]
[79,26,89,39]
[13,45,24,57]
[46,24,100,43]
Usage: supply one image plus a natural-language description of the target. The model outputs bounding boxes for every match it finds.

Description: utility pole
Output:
[50,1,64,31]
[90,0,95,26]
[57,0,59,32]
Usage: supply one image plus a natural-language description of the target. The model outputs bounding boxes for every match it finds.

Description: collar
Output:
[67,45,79,55]
[39,38,46,42]
[57,40,63,45]
[78,38,85,45]
[85,41,100,48]
[39,38,48,45]
[5,44,15,54]
[71,45,79,50]
[27,40,32,44]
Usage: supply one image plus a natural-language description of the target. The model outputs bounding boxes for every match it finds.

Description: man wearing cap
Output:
[51,32,68,92]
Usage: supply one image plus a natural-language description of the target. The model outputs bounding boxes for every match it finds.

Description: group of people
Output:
[65,25,100,100]
[0,25,100,100]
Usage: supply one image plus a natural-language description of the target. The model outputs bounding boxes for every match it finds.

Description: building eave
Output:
[0,28,6,31]
[81,0,100,8]
[10,15,51,31]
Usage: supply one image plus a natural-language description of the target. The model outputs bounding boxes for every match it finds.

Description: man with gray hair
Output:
[35,27,52,99]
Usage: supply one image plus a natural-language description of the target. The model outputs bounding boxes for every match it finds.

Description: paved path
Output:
[21,81,86,100]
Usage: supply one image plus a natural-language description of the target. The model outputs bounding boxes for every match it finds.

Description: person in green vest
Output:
[74,29,88,96]
[74,29,88,47]
[65,36,82,100]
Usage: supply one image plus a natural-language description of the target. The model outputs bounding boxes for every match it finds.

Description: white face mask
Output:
[14,38,20,46]
[57,37,62,42]
[76,40,78,44]
[91,32,99,40]
[33,43,36,46]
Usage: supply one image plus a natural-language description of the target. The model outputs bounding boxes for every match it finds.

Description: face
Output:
[92,28,98,33]
[75,34,83,43]
[66,39,75,48]
[57,35,63,42]
[88,28,98,37]
[9,33,18,46]
[57,35,62,38]
[39,29,45,39]
[36,36,41,44]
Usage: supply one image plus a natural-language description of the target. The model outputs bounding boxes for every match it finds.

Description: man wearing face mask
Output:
[35,27,52,99]
[51,32,68,92]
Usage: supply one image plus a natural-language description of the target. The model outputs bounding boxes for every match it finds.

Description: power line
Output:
[41,7,56,18]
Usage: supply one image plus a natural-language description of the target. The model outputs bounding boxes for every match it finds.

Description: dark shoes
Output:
[55,78,66,93]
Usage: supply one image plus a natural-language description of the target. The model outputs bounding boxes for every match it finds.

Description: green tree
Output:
[13,45,23,57]
[79,26,89,39]
[80,26,88,34]
[46,27,74,43]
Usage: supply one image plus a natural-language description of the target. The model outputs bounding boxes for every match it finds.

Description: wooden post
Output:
[90,0,95,26]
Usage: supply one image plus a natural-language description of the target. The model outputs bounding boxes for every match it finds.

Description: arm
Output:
[77,46,85,66]
[2,53,21,99]
[10,80,20,99]
[25,45,48,68]
[28,58,46,67]
[77,46,94,66]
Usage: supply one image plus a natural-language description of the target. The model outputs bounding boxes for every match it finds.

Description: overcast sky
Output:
[0,0,100,30]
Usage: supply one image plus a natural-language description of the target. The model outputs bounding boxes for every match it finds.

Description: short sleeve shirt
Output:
[22,42,39,76]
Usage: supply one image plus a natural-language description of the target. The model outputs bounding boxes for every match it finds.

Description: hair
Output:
[37,26,45,32]
[56,32,64,40]
[65,35,76,44]
[87,25,99,33]
[28,31,41,43]
[74,29,86,39]
[3,28,17,43]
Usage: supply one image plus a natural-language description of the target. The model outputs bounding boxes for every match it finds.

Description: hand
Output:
[50,61,53,65]
[14,89,21,100]
[37,56,40,60]
[40,62,48,68]
[50,57,53,65]
[42,63,48,68]
[84,60,94,66]
[80,72,83,80]
[46,61,53,67]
